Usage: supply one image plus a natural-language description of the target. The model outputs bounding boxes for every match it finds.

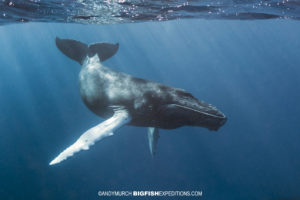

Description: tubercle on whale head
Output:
[184,103,227,131]
[201,103,227,131]
[210,116,227,131]
[205,110,227,131]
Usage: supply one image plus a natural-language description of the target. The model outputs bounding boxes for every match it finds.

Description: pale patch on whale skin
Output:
[50,37,227,165]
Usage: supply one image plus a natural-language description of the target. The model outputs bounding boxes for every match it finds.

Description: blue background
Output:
[0,20,299,199]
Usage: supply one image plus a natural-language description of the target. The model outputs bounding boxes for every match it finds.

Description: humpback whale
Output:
[49,38,227,165]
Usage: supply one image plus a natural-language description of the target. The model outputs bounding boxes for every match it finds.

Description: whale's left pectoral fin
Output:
[147,127,160,156]
[49,110,131,165]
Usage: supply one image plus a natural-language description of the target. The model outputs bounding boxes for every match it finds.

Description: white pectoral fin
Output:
[49,109,131,165]
[147,127,159,156]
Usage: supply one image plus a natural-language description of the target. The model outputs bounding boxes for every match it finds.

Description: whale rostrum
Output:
[49,38,227,165]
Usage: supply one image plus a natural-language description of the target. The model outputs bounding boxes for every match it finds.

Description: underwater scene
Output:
[0,1,300,200]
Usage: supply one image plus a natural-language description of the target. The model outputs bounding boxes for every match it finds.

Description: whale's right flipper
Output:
[49,109,131,165]
[55,37,119,64]
[148,127,159,156]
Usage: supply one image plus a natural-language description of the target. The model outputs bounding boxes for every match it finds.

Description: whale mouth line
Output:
[198,110,226,119]
[174,104,226,119]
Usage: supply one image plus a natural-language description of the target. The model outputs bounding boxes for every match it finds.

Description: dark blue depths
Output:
[0,20,299,200]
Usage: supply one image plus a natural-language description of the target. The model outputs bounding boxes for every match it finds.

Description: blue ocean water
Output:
[0,19,300,200]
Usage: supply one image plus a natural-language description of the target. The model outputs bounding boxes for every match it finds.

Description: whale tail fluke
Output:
[55,37,119,65]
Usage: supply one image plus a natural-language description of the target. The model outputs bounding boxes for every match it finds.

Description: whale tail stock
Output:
[55,37,119,65]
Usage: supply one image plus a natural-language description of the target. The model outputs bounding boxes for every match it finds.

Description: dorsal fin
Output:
[55,37,119,65]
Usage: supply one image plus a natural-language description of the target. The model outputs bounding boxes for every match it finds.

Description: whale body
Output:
[49,38,227,165]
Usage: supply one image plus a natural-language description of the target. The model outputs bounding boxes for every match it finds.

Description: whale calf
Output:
[49,38,227,165]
